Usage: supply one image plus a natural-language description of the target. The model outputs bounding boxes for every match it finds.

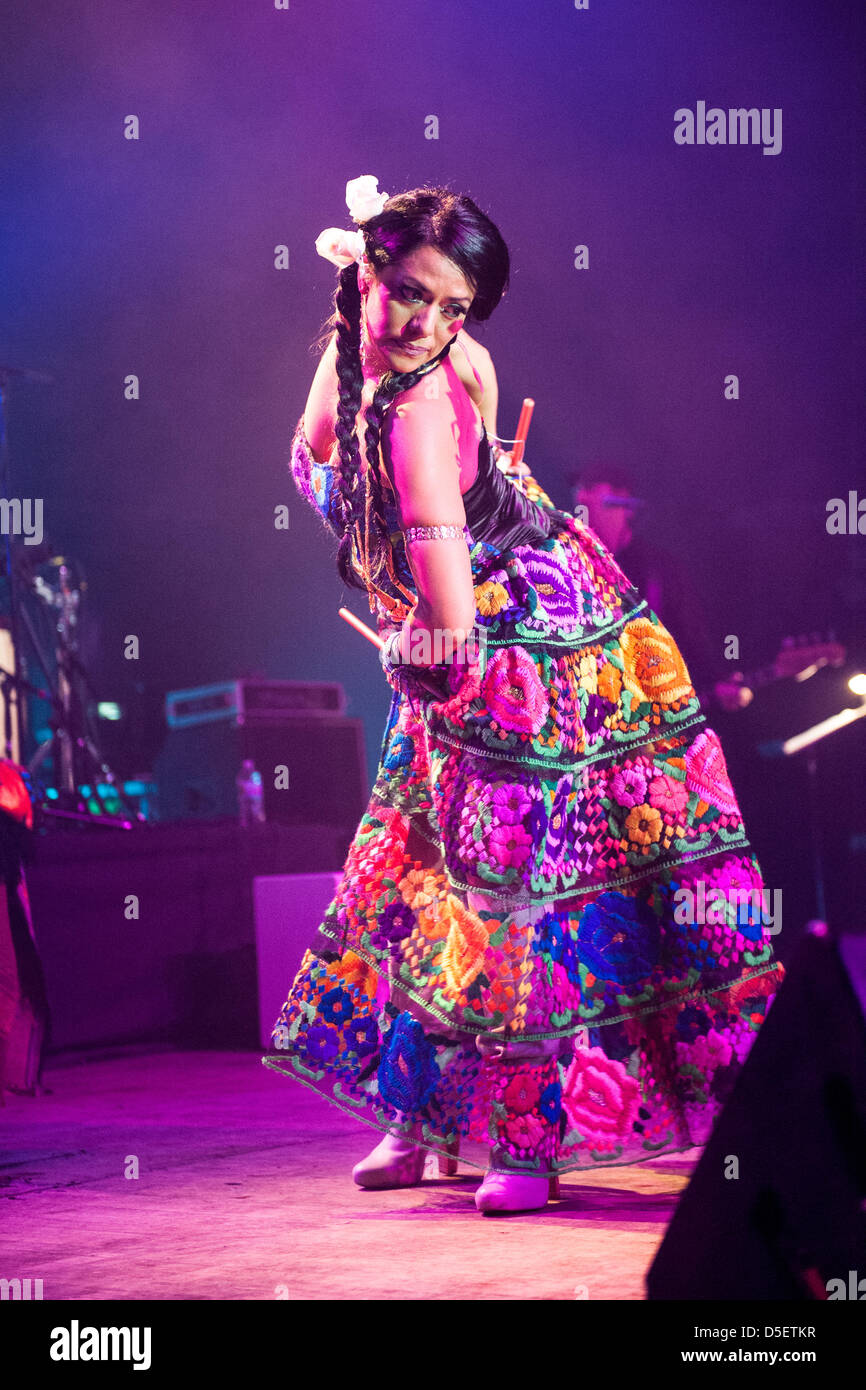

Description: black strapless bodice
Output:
[381,414,572,553]
[461,423,572,550]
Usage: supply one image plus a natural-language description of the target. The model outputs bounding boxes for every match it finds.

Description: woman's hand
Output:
[493,445,531,480]
[378,625,452,709]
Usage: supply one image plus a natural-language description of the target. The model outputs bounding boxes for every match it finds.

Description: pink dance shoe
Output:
[474,1169,561,1214]
[352,1130,459,1189]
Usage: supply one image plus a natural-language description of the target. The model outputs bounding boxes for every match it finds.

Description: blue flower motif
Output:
[535,911,580,978]
[535,911,566,958]
[384,731,414,772]
[557,932,580,980]
[735,896,768,941]
[318,986,354,1026]
[377,1012,441,1111]
[345,1015,379,1057]
[539,1081,562,1125]
[577,892,660,987]
[305,1024,340,1065]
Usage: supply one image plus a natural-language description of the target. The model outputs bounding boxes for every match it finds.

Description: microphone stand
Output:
[0,365,143,825]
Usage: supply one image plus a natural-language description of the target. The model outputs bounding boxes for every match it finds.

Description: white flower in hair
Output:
[345,175,389,224]
[314,226,366,268]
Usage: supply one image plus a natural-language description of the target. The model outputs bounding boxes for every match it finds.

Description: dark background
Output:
[1,0,863,930]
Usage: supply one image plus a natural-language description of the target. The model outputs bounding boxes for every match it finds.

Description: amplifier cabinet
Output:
[153,714,368,829]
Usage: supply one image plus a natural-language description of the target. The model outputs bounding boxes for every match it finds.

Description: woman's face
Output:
[359,244,475,373]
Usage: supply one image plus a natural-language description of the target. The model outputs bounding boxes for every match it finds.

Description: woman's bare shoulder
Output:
[456,327,492,362]
[380,360,482,494]
[386,357,479,430]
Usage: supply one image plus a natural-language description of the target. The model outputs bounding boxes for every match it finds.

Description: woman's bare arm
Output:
[381,380,478,662]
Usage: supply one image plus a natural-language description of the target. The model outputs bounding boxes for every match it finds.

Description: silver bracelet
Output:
[403,523,468,543]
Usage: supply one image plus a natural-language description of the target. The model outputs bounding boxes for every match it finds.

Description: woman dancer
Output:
[262,176,785,1213]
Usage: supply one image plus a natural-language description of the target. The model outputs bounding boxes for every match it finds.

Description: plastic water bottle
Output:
[236,759,265,826]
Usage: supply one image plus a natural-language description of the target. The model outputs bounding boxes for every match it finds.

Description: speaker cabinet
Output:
[153,715,368,833]
[646,925,866,1300]
[253,872,342,1048]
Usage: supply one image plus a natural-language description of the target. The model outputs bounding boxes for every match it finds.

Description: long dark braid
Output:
[333,265,454,593]
[332,265,365,578]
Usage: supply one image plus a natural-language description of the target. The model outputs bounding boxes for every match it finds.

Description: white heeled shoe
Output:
[475,1169,561,1213]
[352,1130,460,1189]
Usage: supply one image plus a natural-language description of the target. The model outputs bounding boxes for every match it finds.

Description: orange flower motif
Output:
[576,651,598,696]
[437,897,491,992]
[399,867,447,912]
[619,618,694,706]
[597,660,622,704]
[475,580,509,617]
[330,950,377,999]
[625,803,663,846]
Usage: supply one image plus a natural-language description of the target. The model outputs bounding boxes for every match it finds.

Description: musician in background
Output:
[568,461,860,932]
[570,462,753,714]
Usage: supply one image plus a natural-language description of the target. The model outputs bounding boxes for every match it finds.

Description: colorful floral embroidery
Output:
[481,647,550,737]
[685,729,740,816]
[263,419,786,1176]
[562,1046,643,1150]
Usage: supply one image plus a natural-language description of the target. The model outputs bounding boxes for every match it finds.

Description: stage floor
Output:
[0,1049,700,1301]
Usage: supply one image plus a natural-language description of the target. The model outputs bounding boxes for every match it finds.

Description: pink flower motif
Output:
[409,730,431,778]
[562,1046,642,1146]
[487,820,533,870]
[685,729,739,815]
[503,1112,547,1150]
[610,766,647,807]
[504,1071,541,1115]
[687,854,761,905]
[648,773,689,816]
[481,647,549,736]
[676,1027,734,1076]
[491,782,532,825]
[551,960,581,1010]
[435,663,485,721]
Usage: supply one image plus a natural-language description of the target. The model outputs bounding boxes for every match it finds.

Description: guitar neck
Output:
[697,637,845,711]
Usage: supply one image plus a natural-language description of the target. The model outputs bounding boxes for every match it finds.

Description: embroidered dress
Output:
[262,408,786,1178]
